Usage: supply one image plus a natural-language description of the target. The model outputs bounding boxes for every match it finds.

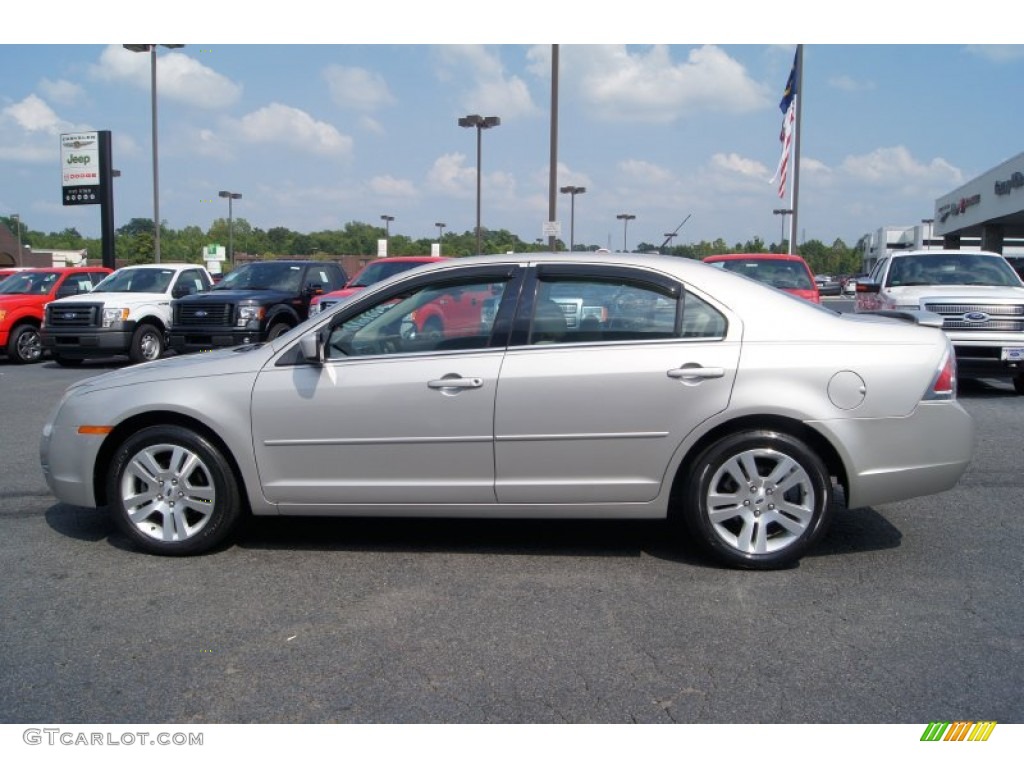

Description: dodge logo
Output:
[964,311,989,322]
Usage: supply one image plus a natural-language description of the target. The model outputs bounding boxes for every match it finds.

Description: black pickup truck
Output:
[167,260,347,354]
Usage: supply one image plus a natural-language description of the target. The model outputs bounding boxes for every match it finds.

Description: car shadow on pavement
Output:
[44,499,903,570]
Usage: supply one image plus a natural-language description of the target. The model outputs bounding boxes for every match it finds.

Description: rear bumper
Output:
[811,400,974,509]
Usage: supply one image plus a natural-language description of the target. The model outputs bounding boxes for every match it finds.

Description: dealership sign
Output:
[61,132,104,205]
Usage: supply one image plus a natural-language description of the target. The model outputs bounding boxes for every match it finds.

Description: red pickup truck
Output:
[0,266,111,363]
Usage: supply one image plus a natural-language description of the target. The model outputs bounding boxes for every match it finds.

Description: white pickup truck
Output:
[42,263,213,366]
[855,249,1024,394]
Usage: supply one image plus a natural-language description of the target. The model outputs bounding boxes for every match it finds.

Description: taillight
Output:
[923,346,957,401]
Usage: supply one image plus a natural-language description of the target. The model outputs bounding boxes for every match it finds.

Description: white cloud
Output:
[231,103,353,157]
[426,152,475,196]
[324,65,396,111]
[618,158,675,185]
[828,75,875,92]
[965,45,1024,62]
[572,45,770,122]
[710,152,770,178]
[437,45,538,118]
[2,94,73,135]
[38,78,86,105]
[840,146,963,188]
[91,45,242,109]
[369,174,417,197]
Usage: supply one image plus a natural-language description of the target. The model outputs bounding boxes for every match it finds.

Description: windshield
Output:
[885,254,1024,287]
[712,258,814,290]
[349,260,428,288]
[216,262,303,292]
[93,268,174,293]
[0,271,59,295]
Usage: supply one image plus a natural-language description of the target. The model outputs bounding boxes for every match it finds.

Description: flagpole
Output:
[789,44,804,255]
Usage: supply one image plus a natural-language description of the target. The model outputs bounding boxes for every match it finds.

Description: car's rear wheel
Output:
[682,430,832,569]
[129,324,164,363]
[7,323,43,363]
[106,425,242,556]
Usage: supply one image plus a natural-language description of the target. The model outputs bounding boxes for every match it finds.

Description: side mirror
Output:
[299,331,324,364]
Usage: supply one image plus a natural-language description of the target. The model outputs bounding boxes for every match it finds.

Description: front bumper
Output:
[41,323,136,359]
[168,328,264,354]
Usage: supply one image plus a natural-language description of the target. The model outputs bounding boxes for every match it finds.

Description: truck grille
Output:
[174,302,233,326]
[924,301,1024,333]
[46,302,101,328]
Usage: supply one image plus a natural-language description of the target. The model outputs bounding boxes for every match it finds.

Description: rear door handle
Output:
[667,366,725,381]
[428,376,484,390]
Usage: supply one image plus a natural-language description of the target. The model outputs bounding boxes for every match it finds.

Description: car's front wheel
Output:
[106,425,242,556]
[129,324,164,363]
[682,430,832,569]
[7,323,43,363]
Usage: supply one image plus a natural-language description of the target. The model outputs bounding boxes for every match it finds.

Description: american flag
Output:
[771,50,799,198]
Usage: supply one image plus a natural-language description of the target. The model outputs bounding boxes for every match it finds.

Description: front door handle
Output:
[428,376,484,390]
[667,365,725,381]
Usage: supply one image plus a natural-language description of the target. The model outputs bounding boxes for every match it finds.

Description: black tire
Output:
[106,425,242,556]
[7,323,43,364]
[1013,374,1024,395]
[266,322,290,341]
[681,430,832,570]
[52,352,83,367]
[129,324,164,364]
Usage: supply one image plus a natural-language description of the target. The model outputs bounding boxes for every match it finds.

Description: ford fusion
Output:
[41,253,974,569]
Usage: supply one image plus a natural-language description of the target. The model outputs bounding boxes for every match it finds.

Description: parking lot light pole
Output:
[435,222,446,255]
[773,208,793,252]
[380,215,394,255]
[458,114,500,255]
[123,44,184,264]
[616,213,635,252]
[11,213,22,266]
[559,186,586,252]
[218,191,242,265]
[922,218,935,250]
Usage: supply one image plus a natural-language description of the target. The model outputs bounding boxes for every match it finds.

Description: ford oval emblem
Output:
[964,311,989,322]
[195,310,208,318]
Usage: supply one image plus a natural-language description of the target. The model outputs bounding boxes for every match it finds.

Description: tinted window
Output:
[326,276,510,358]
[713,258,814,290]
[530,276,680,344]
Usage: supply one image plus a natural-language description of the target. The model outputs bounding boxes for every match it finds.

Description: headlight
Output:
[237,306,265,326]
[102,307,129,327]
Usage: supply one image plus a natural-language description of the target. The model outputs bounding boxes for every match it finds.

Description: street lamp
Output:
[124,44,184,263]
[11,213,22,266]
[435,222,446,255]
[616,213,636,252]
[218,191,242,265]
[559,186,586,252]
[458,114,500,255]
[773,208,793,252]
[921,218,935,250]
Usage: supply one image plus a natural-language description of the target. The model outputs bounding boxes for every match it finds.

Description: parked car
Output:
[168,260,347,355]
[813,274,842,296]
[855,249,1024,393]
[309,256,447,316]
[41,263,214,366]
[0,266,111,363]
[40,252,973,570]
[703,253,820,303]
[842,275,866,295]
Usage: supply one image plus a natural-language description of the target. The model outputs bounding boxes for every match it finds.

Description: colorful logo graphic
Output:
[921,721,997,742]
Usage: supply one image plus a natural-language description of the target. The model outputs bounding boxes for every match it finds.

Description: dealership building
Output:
[863,151,1024,270]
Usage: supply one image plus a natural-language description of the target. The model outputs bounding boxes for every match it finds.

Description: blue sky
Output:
[3,4,1023,251]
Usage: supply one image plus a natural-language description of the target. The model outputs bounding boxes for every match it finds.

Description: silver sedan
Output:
[40,253,973,569]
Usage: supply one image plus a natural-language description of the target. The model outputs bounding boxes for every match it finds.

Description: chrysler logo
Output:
[964,311,989,322]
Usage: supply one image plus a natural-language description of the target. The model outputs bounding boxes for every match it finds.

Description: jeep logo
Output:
[964,311,989,322]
